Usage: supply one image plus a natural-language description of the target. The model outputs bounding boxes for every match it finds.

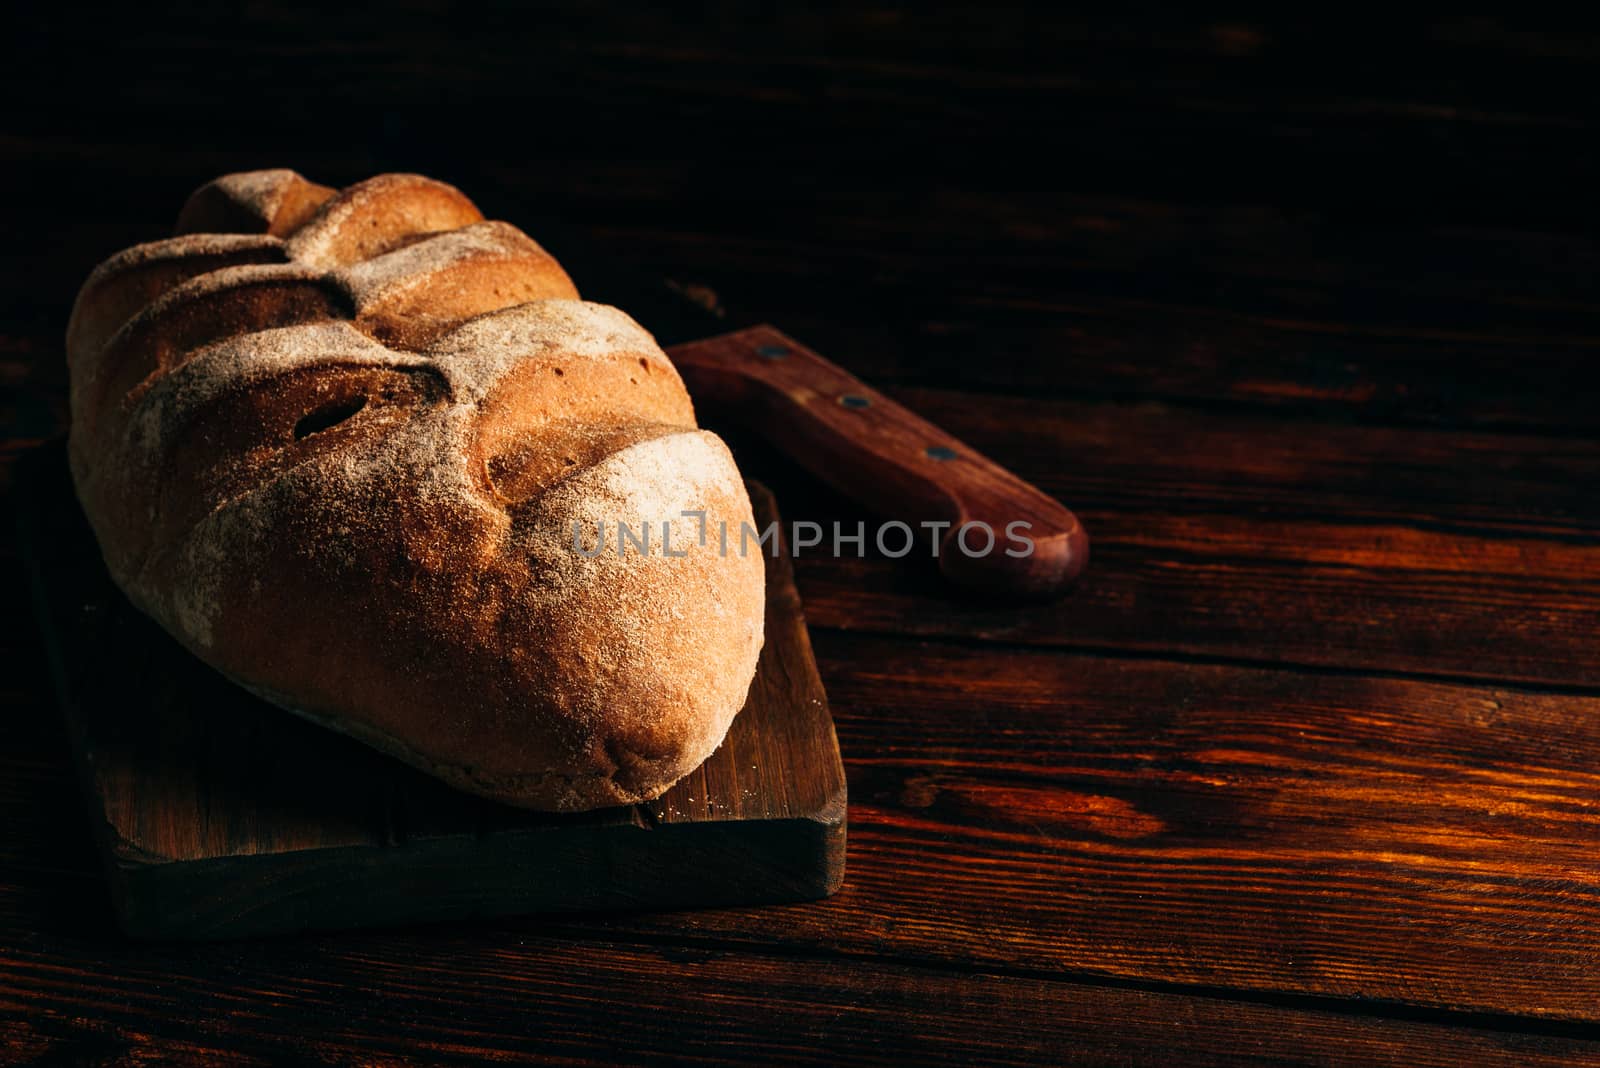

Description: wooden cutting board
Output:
[16,440,845,940]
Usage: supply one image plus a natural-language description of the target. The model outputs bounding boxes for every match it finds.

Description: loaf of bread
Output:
[66,170,765,811]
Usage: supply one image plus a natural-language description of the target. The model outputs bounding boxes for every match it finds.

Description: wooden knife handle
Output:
[668,325,1088,598]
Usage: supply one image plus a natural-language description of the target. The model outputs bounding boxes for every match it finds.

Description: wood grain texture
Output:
[3,928,1600,1068]
[16,443,843,938]
[554,633,1600,1020]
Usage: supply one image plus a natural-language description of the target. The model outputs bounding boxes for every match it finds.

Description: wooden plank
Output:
[779,386,1600,538]
[552,632,1600,1022]
[15,443,843,938]
[574,213,1600,341]
[3,930,1600,1067]
[725,295,1600,433]
[790,510,1600,687]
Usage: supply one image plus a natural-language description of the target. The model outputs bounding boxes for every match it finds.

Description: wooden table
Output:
[3,10,1598,1065]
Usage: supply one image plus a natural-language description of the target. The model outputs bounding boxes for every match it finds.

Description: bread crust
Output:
[67,171,765,811]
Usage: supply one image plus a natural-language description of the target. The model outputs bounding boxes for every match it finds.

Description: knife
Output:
[667,325,1087,599]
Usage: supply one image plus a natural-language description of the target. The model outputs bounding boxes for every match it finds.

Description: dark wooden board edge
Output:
[102,814,846,940]
[15,440,845,939]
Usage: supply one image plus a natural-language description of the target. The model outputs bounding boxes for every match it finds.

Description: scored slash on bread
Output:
[66,170,766,812]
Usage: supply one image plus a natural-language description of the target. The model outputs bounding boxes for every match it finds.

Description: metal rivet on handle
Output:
[839,394,871,409]
[926,445,958,461]
[756,344,789,360]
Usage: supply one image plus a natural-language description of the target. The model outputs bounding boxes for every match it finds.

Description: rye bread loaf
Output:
[66,169,765,811]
